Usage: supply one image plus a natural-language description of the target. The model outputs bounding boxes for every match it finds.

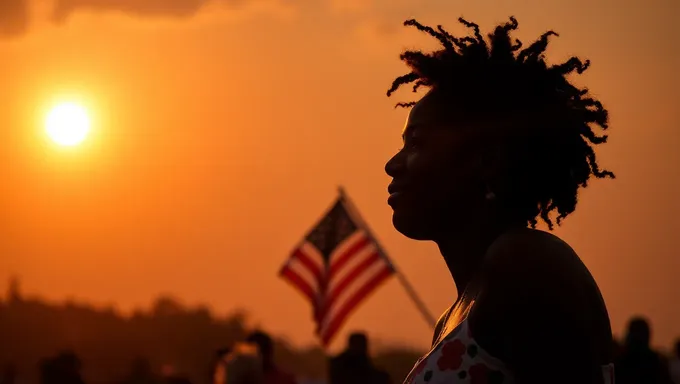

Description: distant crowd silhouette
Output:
[4,317,680,384]
[2,280,680,384]
[7,329,393,384]
[0,280,414,384]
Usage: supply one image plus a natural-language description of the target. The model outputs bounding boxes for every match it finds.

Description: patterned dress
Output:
[403,319,615,384]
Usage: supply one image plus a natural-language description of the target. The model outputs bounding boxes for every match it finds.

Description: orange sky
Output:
[1,0,679,353]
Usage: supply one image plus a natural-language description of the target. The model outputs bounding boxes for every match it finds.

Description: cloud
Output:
[328,0,438,40]
[337,1,447,53]
[0,0,29,37]
[0,0,292,38]
[51,0,246,23]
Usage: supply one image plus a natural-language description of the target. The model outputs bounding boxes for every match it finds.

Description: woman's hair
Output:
[387,17,615,229]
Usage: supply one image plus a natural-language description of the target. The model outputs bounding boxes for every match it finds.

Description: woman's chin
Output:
[392,212,433,241]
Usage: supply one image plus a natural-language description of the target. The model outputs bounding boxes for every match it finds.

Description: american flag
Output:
[279,193,395,347]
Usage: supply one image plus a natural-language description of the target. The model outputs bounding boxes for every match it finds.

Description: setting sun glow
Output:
[45,102,91,146]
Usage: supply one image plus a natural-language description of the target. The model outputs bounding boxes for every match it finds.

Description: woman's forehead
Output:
[401,91,495,142]
[403,94,458,138]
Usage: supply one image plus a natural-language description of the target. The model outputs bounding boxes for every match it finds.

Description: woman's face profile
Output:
[385,91,487,240]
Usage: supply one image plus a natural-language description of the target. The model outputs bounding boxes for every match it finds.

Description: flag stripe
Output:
[282,249,321,293]
[292,248,324,289]
[328,236,372,280]
[300,242,326,267]
[279,265,317,304]
[320,251,381,320]
[327,238,376,293]
[317,257,389,334]
[320,265,394,345]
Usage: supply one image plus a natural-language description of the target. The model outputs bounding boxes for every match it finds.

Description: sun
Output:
[45,102,91,147]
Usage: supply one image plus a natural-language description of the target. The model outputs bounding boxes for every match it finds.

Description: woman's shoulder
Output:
[483,227,589,287]
[479,226,608,313]
[470,227,613,370]
[475,225,608,324]
[489,227,577,260]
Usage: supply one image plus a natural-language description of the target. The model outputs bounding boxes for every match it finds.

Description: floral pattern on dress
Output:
[405,319,614,384]
[404,320,510,384]
[437,339,466,371]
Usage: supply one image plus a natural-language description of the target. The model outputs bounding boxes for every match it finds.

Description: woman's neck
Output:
[435,219,522,295]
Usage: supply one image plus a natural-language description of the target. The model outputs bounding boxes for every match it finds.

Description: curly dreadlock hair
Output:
[387,16,615,229]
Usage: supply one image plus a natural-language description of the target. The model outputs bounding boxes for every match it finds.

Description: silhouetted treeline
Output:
[0,281,422,384]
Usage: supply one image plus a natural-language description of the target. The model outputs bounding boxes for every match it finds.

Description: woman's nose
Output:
[385,151,404,177]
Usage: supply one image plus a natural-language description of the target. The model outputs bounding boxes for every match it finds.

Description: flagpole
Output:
[337,186,438,330]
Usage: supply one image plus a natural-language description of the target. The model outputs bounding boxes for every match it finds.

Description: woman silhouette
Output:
[384,17,615,384]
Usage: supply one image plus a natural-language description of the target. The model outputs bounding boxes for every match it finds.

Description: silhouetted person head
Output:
[347,332,368,357]
[244,331,296,382]
[245,331,274,363]
[39,351,84,384]
[218,343,263,384]
[616,317,672,384]
[625,317,651,350]
[675,339,680,358]
[384,17,614,241]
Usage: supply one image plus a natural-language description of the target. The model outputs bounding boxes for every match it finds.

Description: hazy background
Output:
[1,0,679,353]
